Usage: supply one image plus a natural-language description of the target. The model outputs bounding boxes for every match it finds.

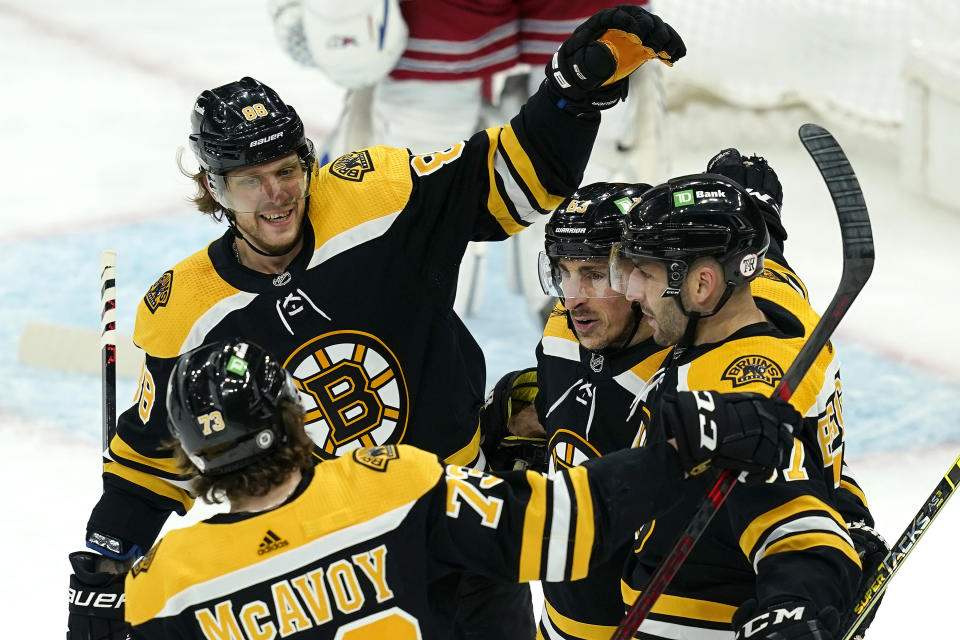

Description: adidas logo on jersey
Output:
[257,529,289,556]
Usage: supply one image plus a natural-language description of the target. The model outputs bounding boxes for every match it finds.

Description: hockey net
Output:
[654,0,960,154]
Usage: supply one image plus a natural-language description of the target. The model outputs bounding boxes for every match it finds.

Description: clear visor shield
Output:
[208,159,309,215]
[608,243,677,298]
[537,252,621,299]
[608,243,635,294]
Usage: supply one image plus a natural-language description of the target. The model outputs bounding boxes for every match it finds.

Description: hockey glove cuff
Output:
[660,391,797,482]
[846,520,890,639]
[546,5,685,113]
[734,599,840,640]
[67,551,131,640]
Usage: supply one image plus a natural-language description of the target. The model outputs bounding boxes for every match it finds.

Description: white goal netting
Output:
[654,0,960,153]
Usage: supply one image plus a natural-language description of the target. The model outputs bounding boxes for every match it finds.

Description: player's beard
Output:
[649,298,688,347]
[235,198,306,256]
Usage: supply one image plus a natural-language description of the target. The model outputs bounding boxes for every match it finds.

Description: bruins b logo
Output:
[721,355,784,388]
[548,429,601,475]
[284,331,409,459]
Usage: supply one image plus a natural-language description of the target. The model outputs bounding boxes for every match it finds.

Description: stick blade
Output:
[798,124,875,286]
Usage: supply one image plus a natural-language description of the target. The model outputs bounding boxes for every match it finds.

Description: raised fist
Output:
[546,5,685,113]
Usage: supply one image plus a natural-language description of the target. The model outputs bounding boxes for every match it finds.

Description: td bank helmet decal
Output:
[284,330,409,459]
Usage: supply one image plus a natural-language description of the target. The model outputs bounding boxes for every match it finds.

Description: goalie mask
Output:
[189,76,316,215]
[540,182,651,300]
[166,339,301,476]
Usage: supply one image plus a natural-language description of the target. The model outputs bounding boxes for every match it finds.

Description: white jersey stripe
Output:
[545,474,572,582]
[153,500,417,618]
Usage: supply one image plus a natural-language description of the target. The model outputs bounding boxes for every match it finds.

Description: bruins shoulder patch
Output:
[757,267,787,283]
[721,355,784,388]
[144,270,173,313]
[353,444,399,472]
[330,150,374,182]
[130,540,160,578]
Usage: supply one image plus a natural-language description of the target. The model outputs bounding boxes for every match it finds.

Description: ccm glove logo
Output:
[693,390,718,451]
[737,605,805,638]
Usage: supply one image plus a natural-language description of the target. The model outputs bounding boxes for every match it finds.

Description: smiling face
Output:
[207,152,309,255]
[558,258,643,351]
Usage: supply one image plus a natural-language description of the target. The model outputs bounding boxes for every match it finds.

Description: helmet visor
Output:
[609,243,683,298]
[538,252,621,299]
[208,157,309,215]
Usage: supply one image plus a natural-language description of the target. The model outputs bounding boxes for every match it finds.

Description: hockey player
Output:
[270,0,668,317]
[113,337,797,639]
[534,181,673,639]
[65,7,687,640]
[610,170,870,639]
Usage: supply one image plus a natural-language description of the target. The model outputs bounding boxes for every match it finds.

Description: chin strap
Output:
[673,283,736,350]
[226,211,306,259]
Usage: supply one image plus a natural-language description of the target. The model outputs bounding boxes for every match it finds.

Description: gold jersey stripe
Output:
[519,470,548,582]
[109,433,182,477]
[103,461,193,510]
[619,583,737,623]
[543,598,616,639]
[497,125,565,213]
[739,495,846,557]
[443,424,481,467]
[567,466,595,580]
[840,479,869,508]
[484,127,526,236]
[762,531,861,568]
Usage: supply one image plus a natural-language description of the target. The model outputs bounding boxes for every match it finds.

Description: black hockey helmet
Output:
[166,338,300,476]
[188,77,315,177]
[540,182,651,298]
[613,173,770,298]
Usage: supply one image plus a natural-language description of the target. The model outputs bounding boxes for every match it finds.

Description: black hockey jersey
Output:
[534,260,871,640]
[535,305,669,639]
[124,442,689,639]
[621,259,865,639]
[87,86,601,558]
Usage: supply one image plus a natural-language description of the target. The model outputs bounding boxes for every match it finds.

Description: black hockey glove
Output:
[734,599,840,640]
[845,520,890,639]
[480,367,547,472]
[659,391,797,482]
[706,148,787,248]
[68,551,131,640]
[546,5,685,114]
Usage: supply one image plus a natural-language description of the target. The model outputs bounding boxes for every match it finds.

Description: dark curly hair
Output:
[170,399,315,505]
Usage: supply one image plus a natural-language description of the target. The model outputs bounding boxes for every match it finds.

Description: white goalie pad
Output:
[301,0,408,89]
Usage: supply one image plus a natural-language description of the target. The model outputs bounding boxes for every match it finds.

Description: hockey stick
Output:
[841,451,960,640]
[100,250,118,451]
[612,123,875,639]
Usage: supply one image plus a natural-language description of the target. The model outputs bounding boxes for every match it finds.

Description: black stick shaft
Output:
[100,250,117,451]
